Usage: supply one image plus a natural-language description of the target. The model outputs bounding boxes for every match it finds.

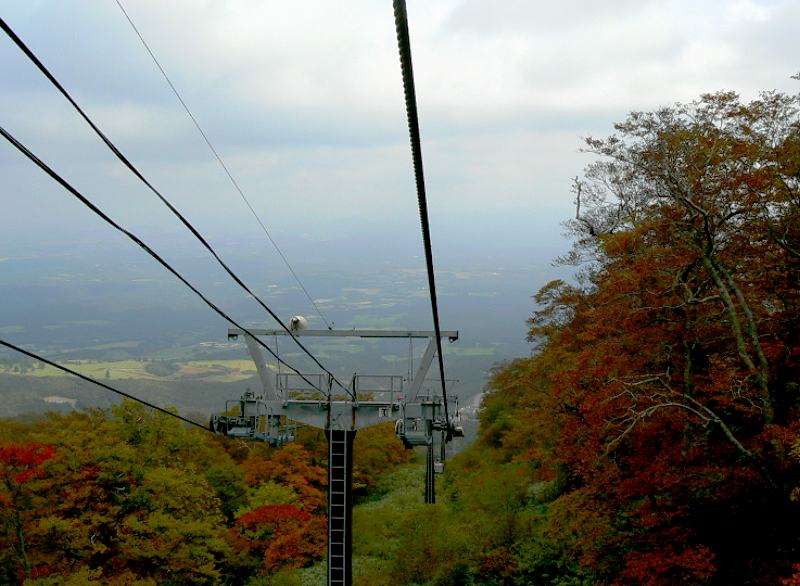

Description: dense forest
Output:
[2,86,799,584]
[0,404,411,584]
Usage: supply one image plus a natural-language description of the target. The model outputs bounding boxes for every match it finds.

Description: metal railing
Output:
[352,374,404,404]
[275,372,407,404]
[277,372,329,400]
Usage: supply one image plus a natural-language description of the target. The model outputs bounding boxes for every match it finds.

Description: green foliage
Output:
[0,398,411,584]
[243,481,298,511]
[353,423,413,496]
[142,360,180,377]
[28,567,106,585]
[206,462,249,523]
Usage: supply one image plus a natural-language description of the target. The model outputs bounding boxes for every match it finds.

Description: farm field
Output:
[0,358,259,382]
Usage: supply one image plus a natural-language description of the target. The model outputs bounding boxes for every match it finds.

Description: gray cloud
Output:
[1,0,797,260]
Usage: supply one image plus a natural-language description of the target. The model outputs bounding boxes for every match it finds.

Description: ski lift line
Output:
[110,0,333,331]
[392,0,451,434]
[0,339,212,432]
[0,126,328,396]
[0,18,352,399]
[275,334,282,376]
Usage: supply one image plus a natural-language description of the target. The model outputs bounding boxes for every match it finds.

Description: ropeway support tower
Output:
[214,327,461,586]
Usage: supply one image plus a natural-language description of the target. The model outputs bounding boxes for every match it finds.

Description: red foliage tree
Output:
[0,443,56,582]
[233,504,325,573]
[480,88,800,584]
[242,443,327,513]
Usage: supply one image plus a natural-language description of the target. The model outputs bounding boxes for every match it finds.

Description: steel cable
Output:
[392,0,451,435]
[0,339,212,432]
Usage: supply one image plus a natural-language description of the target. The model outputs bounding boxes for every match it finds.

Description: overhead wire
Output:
[392,0,452,436]
[110,0,333,331]
[0,16,353,399]
[275,334,282,377]
[0,339,211,432]
[0,124,327,395]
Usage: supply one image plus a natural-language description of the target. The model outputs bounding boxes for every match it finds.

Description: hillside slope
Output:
[366,89,800,585]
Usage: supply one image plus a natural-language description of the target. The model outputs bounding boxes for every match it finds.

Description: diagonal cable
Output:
[0,338,211,432]
[0,16,352,398]
[112,0,333,330]
[392,0,451,435]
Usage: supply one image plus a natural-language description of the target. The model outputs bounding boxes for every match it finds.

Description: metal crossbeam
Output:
[242,334,278,401]
[228,328,458,341]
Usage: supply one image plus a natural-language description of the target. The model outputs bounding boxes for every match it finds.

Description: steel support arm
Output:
[243,333,279,401]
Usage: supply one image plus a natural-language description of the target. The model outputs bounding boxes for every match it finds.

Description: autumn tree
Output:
[2,403,233,583]
[532,87,800,583]
[232,504,325,574]
[0,443,56,583]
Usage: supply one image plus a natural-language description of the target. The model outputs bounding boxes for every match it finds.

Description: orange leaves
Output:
[475,89,800,583]
[234,504,325,573]
[478,547,517,580]
[782,564,800,586]
[0,404,414,582]
[352,423,412,493]
[242,443,327,513]
[619,545,716,586]
[0,443,55,485]
[238,502,311,526]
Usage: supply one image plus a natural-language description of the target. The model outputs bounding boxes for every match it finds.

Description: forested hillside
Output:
[2,87,798,585]
[384,88,800,585]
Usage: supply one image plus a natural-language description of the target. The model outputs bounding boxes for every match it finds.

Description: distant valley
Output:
[0,237,559,419]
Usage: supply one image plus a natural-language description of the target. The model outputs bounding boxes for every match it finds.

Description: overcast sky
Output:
[1,0,798,265]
